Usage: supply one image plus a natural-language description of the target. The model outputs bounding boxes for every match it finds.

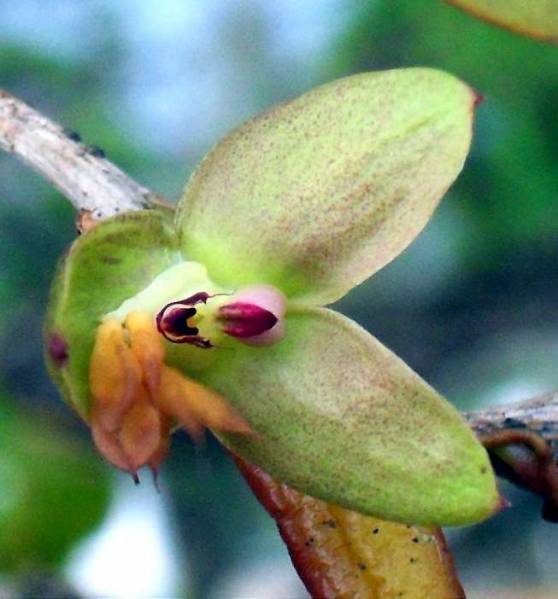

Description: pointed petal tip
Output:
[150,467,162,493]
[208,407,256,438]
[184,422,206,445]
[473,90,485,107]
[222,418,257,438]
[499,495,512,511]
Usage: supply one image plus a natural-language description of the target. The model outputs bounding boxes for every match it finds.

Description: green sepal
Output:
[199,308,500,526]
[177,67,475,305]
[45,209,181,417]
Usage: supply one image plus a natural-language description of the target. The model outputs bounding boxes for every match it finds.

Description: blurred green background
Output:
[1,1,558,597]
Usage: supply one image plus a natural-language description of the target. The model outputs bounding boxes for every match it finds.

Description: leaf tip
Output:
[473,89,485,107]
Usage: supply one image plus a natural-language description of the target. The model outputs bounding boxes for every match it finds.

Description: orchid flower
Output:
[45,68,500,526]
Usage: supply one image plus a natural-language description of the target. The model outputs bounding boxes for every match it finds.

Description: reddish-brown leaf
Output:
[235,455,465,599]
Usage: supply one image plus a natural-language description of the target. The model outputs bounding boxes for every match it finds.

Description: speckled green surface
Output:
[203,308,498,526]
[45,210,181,417]
[177,68,474,305]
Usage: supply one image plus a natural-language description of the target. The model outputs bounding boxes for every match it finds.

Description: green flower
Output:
[45,67,500,526]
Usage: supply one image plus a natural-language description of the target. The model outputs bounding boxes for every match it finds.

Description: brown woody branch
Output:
[0,89,167,221]
[465,392,558,447]
[1,88,558,458]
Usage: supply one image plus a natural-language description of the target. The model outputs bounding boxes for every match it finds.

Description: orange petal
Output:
[119,397,163,472]
[125,312,165,397]
[156,366,253,437]
[154,372,205,442]
[90,319,142,432]
[91,417,133,472]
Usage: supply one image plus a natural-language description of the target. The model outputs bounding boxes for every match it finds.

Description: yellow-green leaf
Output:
[447,0,558,43]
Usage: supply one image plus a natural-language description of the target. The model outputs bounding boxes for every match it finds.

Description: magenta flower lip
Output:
[218,302,278,339]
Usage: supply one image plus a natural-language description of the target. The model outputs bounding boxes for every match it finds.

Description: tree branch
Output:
[0,89,166,220]
[466,392,558,446]
[1,88,557,454]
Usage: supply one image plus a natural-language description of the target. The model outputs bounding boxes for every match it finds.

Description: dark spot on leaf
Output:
[357,563,366,571]
[100,256,121,265]
[321,519,336,528]
[48,333,69,367]
[373,528,379,534]
[412,537,419,543]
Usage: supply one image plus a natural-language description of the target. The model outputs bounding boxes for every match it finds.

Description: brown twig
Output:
[466,396,558,521]
[465,391,558,447]
[234,454,466,599]
[0,89,168,222]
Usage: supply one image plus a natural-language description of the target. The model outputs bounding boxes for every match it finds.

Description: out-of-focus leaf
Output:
[236,456,465,599]
[0,395,111,573]
[447,0,558,43]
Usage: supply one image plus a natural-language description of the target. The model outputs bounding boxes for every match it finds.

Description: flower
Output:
[45,67,500,526]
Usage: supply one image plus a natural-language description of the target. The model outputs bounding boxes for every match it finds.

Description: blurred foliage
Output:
[165,435,285,599]
[446,0,558,43]
[0,389,110,574]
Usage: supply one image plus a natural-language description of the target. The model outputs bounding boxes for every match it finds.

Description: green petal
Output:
[447,0,558,43]
[177,68,475,304]
[200,308,500,526]
[45,210,181,417]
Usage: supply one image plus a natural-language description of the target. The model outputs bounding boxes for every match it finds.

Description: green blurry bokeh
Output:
[0,394,110,575]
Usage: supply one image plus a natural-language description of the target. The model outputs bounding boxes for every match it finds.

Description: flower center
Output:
[90,261,287,478]
[156,292,220,348]
[106,261,287,349]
